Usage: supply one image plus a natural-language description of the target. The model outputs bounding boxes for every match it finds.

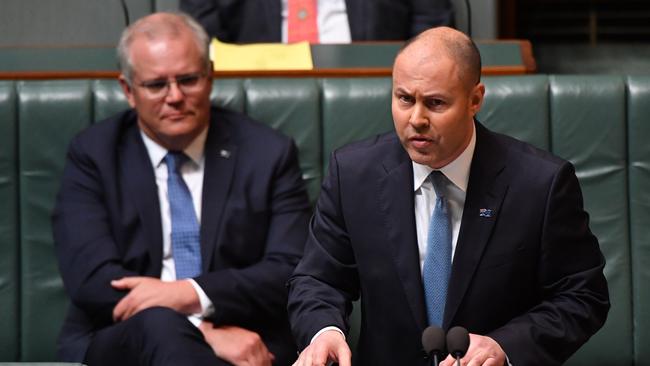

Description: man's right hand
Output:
[292,330,351,366]
[199,321,274,366]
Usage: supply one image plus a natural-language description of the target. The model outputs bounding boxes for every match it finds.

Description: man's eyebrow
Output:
[422,92,448,99]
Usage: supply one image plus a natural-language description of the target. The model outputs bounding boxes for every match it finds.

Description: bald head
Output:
[396,27,481,91]
[117,12,210,83]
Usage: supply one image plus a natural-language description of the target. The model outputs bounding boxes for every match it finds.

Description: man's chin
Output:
[407,151,446,169]
[409,155,432,166]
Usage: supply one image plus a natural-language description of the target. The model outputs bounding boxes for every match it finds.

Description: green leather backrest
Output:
[321,78,393,170]
[93,79,129,122]
[479,75,550,151]
[18,80,93,360]
[550,75,632,366]
[211,78,245,113]
[2,75,647,364]
[0,81,19,361]
[627,75,650,366]
[243,79,322,204]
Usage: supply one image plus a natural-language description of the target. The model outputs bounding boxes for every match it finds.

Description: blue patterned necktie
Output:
[423,171,452,327]
[165,151,202,279]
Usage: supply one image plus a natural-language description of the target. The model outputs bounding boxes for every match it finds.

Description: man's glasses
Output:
[135,72,207,99]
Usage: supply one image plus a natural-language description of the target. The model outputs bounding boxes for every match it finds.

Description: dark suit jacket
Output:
[180,0,453,43]
[288,122,609,365]
[53,106,311,364]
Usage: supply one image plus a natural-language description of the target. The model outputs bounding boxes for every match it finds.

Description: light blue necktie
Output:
[423,171,452,327]
[165,152,202,279]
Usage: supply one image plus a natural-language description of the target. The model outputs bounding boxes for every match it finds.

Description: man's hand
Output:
[111,277,200,321]
[292,330,351,366]
[199,321,275,366]
[439,333,506,366]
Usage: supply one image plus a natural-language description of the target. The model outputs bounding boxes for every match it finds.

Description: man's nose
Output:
[165,80,185,102]
[409,103,429,129]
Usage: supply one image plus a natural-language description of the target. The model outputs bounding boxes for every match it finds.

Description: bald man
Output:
[287,27,609,366]
[53,12,310,366]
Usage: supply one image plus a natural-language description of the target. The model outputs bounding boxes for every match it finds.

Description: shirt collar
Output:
[412,123,476,192]
[140,126,209,168]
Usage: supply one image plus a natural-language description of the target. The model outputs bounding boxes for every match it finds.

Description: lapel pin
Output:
[479,208,493,218]
[219,149,231,158]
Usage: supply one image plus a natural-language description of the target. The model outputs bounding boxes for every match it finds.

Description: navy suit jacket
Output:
[288,122,609,365]
[53,106,311,364]
[180,0,453,43]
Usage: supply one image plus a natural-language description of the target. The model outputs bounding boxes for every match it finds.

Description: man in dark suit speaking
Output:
[53,12,310,366]
[287,27,609,366]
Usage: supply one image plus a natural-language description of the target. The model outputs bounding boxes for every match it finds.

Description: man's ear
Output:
[469,82,485,115]
[208,61,214,78]
[118,75,137,108]
[206,61,214,86]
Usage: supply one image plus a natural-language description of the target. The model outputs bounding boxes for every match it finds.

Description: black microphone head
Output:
[422,325,446,356]
[446,326,470,358]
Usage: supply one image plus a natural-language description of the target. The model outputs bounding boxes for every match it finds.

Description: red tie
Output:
[287,0,319,43]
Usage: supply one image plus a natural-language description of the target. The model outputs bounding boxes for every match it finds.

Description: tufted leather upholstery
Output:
[627,76,650,366]
[0,81,19,361]
[0,75,648,365]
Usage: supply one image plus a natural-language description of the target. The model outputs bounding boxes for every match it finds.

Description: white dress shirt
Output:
[281,0,352,43]
[140,128,214,326]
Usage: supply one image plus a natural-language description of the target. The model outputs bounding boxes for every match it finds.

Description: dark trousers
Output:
[84,307,229,366]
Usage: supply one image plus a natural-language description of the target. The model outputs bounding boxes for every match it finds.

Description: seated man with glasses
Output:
[53,12,311,366]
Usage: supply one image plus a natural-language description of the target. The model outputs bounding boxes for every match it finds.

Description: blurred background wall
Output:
[0,0,178,47]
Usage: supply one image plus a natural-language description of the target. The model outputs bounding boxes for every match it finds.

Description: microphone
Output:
[422,325,446,366]
[446,326,470,366]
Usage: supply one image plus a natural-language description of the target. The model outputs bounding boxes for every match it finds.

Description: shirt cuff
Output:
[187,279,215,317]
[310,326,346,344]
[187,314,202,327]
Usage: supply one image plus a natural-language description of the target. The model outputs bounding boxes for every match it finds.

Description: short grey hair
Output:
[117,12,211,84]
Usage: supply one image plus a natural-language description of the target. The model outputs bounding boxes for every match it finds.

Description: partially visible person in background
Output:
[180,0,453,43]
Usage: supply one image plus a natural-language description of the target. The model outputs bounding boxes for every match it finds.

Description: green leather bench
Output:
[0,75,648,365]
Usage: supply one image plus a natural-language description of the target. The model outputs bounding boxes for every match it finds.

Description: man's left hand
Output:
[439,333,506,366]
[111,277,201,321]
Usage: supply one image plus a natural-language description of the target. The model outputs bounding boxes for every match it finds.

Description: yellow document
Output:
[210,38,314,71]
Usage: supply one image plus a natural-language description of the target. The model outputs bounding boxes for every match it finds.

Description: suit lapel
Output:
[200,110,237,272]
[444,123,509,327]
[378,140,428,331]
[119,117,163,275]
